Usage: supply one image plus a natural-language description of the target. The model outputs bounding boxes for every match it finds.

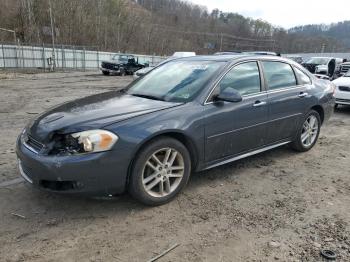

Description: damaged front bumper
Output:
[16,136,129,196]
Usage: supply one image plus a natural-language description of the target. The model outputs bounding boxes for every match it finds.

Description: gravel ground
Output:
[0,71,349,262]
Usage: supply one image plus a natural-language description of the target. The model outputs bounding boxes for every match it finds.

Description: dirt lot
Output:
[0,71,349,262]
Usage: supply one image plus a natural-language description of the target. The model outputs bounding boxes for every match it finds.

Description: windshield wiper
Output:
[131,93,165,101]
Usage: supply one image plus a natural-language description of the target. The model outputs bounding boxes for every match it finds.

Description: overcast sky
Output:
[189,0,350,28]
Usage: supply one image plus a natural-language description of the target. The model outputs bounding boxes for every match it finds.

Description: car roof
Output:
[173,54,288,63]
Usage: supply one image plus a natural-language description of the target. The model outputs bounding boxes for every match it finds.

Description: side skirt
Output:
[203,141,291,170]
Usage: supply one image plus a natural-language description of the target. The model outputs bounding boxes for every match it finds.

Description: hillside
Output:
[0,0,348,54]
[289,21,350,49]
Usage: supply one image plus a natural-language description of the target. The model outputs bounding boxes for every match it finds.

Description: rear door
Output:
[204,61,269,163]
[261,61,310,144]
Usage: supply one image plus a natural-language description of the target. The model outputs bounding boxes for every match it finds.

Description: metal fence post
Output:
[61,45,65,70]
[97,48,99,70]
[21,43,24,68]
[73,46,77,69]
[42,43,46,71]
[1,44,5,68]
[83,46,86,71]
[31,45,35,68]
[14,43,18,68]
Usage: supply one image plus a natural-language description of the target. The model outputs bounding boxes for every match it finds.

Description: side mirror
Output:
[215,88,242,103]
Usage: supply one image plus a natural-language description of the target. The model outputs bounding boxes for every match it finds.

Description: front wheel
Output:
[128,137,191,206]
[290,110,321,152]
[102,70,109,75]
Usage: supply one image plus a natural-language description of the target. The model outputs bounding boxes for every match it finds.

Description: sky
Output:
[189,0,350,28]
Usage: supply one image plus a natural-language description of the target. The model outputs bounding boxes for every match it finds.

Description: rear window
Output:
[262,61,297,90]
[294,67,311,85]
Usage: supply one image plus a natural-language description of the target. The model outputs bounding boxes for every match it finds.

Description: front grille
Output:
[336,98,350,103]
[26,135,44,152]
[101,62,118,70]
[339,86,350,92]
[340,65,350,74]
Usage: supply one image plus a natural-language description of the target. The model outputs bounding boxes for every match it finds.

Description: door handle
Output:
[298,92,308,98]
[253,101,267,107]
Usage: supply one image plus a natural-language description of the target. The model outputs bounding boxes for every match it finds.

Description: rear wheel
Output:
[129,137,191,206]
[102,70,109,76]
[290,110,321,152]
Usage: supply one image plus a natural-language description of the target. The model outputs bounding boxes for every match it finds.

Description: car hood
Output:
[27,91,182,142]
[101,60,125,65]
[333,76,350,86]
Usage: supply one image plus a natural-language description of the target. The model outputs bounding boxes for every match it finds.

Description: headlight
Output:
[71,130,118,154]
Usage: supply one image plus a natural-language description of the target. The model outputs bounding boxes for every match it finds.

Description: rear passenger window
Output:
[294,67,312,85]
[262,61,297,90]
[219,62,261,96]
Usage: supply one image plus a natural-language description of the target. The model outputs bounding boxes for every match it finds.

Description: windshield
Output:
[112,55,129,63]
[306,57,330,65]
[127,60,224,102]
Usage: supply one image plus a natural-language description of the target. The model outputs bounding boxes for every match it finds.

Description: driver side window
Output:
[219,62,261,96]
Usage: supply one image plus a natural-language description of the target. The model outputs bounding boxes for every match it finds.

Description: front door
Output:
[204,61,269,163]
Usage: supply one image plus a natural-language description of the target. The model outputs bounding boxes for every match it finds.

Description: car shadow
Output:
[19,145,295,217]
[335,105,350,114]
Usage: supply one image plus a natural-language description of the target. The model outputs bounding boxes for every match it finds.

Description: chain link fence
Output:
[0,43,166,70]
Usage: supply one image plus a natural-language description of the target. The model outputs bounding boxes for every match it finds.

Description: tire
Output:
[290,110,321,152]
[102,71,109,76]
[128,137,191,206]
[120,69,126,76]
[334,103,338,109]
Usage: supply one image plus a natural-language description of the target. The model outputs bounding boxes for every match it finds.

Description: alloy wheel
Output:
[142,147,185,198]
[301,115,319,147]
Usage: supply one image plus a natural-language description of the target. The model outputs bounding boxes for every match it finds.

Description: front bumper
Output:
[335,89,350,105]
[100,67,121,74]
[16,137,130,196]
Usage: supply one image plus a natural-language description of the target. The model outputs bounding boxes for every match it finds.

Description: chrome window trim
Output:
[265,84,305,95]
[204,60,263,105]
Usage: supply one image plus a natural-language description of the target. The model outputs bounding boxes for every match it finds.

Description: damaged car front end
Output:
[16,90,181,195]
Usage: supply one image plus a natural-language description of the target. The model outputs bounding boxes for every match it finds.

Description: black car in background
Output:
[100,54,148,76]
[302,57,343,78]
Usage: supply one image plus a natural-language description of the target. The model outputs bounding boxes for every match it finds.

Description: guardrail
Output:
[0,44,166,70]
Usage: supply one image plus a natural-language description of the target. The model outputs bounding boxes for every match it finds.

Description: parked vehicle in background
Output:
[215,51,278,56]
[332,70,350,107]
[101,54,147,76]
[17,54,335,205]
[214,51,242,55]
[302,57,342,78]
[133,51,196,79]
[244,51,278,56]
[285,55,303,64]
[338,61,350,76]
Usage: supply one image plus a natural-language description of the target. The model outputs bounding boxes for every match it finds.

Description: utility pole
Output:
[219,33,223,51]
[48,0,56,70]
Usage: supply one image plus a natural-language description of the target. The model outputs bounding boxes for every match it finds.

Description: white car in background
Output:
[332,70,350,107]
[133,52,196,79]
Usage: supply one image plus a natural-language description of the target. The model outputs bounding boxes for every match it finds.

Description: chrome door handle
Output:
[253,101,267,107]
[298,92,308,98]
